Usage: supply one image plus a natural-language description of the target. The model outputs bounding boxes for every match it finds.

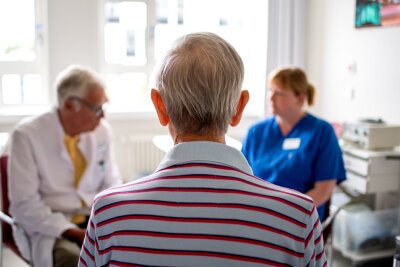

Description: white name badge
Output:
[282,138,301,150]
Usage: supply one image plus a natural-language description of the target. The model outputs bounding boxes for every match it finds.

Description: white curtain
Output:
[264,0,306,115]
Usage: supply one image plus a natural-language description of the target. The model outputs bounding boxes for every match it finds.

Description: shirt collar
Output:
[156,141,253,175]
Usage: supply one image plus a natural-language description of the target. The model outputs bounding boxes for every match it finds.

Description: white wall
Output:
[48,0,99,91]
[306,0,400,124]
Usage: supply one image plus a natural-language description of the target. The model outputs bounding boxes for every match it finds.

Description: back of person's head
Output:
[55,65,104,107]
[269,66,315,106]
[155,32,244,136]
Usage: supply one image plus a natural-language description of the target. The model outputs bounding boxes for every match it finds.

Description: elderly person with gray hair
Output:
[8,65,122,267]
[79,32,326,267]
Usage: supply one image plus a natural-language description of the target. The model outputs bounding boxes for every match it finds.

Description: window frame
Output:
[98,0,269,117]
[98,0,156,112]
[0,0,49,113]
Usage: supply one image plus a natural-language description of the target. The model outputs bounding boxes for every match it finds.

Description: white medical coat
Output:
[8,109,122,267]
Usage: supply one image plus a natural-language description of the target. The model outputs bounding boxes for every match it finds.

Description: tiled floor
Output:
[2,247,394,267]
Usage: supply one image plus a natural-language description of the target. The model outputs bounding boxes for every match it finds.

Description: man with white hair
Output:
[8,65,122,267]
[79,32,326,267]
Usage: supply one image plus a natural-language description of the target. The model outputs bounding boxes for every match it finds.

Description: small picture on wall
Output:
[356,0,400,28]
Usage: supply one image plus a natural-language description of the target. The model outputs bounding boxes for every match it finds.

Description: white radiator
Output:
[113,135,166,181]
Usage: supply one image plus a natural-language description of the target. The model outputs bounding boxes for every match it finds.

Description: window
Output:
[100,0,268,116]
[101,1,150,112]
[0,0,48,114]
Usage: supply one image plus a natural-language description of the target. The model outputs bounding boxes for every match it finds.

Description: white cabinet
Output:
[341,145,400,194]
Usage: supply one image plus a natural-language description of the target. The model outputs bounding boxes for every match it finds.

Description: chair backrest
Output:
[322,198,332,244]
[0,154,27,260]
[0,155,13,243]
[0,155,8,213]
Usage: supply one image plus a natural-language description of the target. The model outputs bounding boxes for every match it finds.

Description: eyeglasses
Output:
[69,96,107,117]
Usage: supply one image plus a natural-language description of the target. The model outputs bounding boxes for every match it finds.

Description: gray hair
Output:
[155,32,244,135]
[55,65,104,106]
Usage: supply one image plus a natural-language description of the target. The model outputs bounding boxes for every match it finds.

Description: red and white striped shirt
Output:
[79,141,326,267]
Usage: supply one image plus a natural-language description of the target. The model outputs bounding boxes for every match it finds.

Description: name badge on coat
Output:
[282,138,301,150]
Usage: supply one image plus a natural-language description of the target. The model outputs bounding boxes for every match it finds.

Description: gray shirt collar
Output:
[156,141,253,175]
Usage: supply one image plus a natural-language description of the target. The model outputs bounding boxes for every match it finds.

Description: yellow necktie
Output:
[64,135,87,225]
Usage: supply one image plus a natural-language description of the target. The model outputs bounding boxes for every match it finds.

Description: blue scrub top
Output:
[242,113,346,221]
